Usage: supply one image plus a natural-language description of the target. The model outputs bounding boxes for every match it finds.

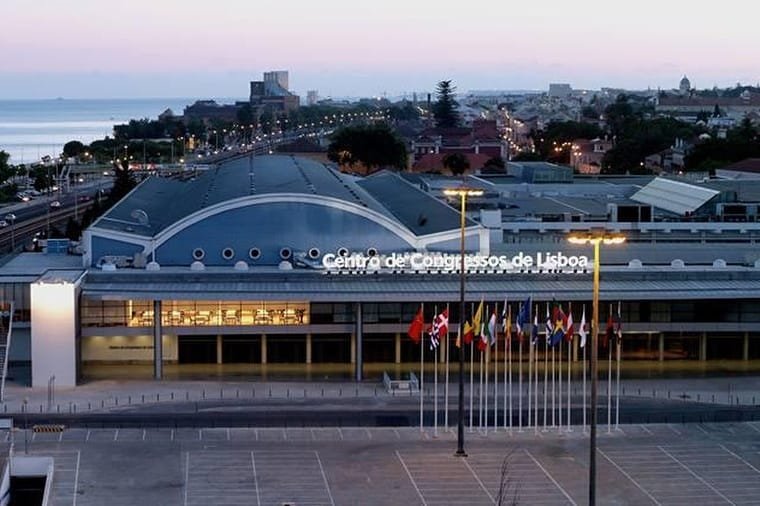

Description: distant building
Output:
[548,83,572,99]
[410,119,507,164]
[250,70,300,114]
[656,91,760,122]
[183,100,242,123]
[679,75,692,95]
[570,137,613,174]
[306,90,319,106]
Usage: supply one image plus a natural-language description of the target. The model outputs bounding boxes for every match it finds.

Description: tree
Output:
[63,140,85,158]
[108,159,137,206]
[236,103,254,125]
[482,156,506,174]
[327,124,407,173]
[442,153,470,176]
[432,80,460,128]
[0,151,13,185]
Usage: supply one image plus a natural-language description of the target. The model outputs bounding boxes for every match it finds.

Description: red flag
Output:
[604,313,614,349]
[407,306,424,344]
[429,309,448,349]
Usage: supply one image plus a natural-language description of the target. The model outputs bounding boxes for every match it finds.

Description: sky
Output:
[2,0,758,99]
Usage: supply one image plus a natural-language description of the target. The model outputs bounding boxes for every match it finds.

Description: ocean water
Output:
[0,98,228,164]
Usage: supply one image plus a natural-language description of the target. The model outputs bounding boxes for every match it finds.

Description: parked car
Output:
[50,200,62,208]
[0,220,7,228]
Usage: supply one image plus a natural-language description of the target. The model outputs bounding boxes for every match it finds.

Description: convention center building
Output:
[3,155,760,387]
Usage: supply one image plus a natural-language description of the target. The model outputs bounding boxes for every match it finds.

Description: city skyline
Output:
[2,0,758,99]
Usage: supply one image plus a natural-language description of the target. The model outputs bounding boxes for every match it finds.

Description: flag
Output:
[515,296,531,334]
[486,307,497,346]
[579,307,587,348]
[407,306,424,344]
[477,322,488,351]
[604,312,614,349]
[429,308,448,349]
[615,301,623,344]
[565,310,574,342]
[550,304,566,347]
[531,310,539,344]
[463,300,483,346]
[545,303,553,342]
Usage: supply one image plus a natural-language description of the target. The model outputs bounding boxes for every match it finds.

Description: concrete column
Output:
[355,303,363,382]
[658,333,665,362]
[261,334,267,365]
[743,332,749,361]
[216,334,223,365]
[394,332,401,364]
[306,333,312,364]
[350,334,356,365]
[153,300,163,380]
[699,332,707,362]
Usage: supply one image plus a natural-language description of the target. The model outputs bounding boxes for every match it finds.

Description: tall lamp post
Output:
[443,187,483,457]
[567,232,625,506]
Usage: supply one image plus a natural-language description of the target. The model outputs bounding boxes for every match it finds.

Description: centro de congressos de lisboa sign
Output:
[321,251,589,274]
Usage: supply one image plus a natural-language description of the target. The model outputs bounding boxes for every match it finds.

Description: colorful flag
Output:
[515,296,531,334]
[486,307,497,346]
[565,310,574,342]
[604,312,614,349]
[429,308,448,349]
[531,310,539,344]
[615,301,623,344]
[504,303,513,343]
[579,307,587,348]
[545,303,553,342]
[407,305,424,344]
[463,300,483,345]
[477,322,488,351]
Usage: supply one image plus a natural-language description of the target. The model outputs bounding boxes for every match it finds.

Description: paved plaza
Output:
[5,421,760,505]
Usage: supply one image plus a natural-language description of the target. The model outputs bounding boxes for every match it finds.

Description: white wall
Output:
[82,334,178,362]
[31,282,77,387]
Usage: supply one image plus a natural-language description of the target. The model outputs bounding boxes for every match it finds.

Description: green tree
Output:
[236,103,254,125]
[63,140,85,158]
[0,151,13,185]
[108,159,137,206]
[432,80,460,128]
[482,156,506,174]
[327,124,407,172]
[442,152,470,176]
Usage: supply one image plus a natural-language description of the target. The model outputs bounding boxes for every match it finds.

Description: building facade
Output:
[4,156,760,387]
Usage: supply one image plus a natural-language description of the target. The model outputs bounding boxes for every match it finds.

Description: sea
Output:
[0,98,238,165]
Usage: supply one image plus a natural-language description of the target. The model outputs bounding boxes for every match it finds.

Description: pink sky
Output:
[2,0,758,98]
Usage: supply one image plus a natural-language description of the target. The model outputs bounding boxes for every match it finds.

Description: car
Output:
[49,200,62,208]
[0,220,7,228]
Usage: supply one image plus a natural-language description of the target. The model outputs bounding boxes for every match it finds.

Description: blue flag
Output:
[516,296,531,334]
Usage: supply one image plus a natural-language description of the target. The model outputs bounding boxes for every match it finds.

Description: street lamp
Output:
[443,187,483,457]
[567,232,625,506]
[4,213,16,251]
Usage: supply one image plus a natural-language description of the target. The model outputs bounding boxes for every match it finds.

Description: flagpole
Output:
[493,302,498,433]
[419,303,424,434]
[583,332,587,434]
[543,320,548,431]
[484,306,490,434]
[616,336,621,431]
[558,338,562,432]
[445,304,450,432]
[607,304,612,435]
[478,347,484,432]
[432,304,439,437]
[527,328,532,430]
[469,303,474,433]
[507,307,512,432]
[434,331,439,437]
[567,337,572,432]
[517,327,522,432]
[535,330,539,434]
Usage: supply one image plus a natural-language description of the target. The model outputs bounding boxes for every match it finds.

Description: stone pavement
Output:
[5,422,760,505]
